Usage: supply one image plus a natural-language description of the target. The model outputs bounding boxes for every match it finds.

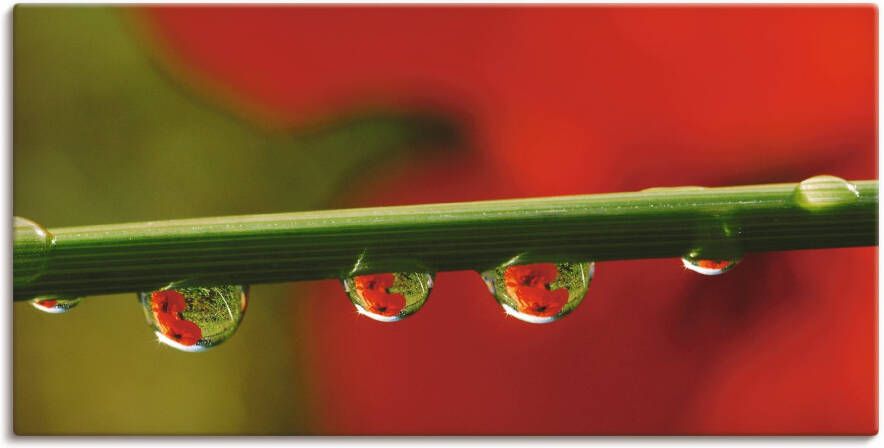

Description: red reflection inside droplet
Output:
[695,260,736,271]
[34,299,58,309]
[504,264,569,317]
[151,289,201,347]
[354,274,406,317]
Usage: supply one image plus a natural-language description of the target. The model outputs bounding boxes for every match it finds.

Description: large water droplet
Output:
[794,175,859,211]
[342,272,434,322]
[681,254,741,276]
[482,262,594,324]
[139,285,248,352]
[31,297,81,314]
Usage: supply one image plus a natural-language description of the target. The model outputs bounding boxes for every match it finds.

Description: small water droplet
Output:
[794,175,859,211]
[681,254,741,276]
[682,217,743,276]
[31,297,81,314]
[342,272,434,322]
[13,217,53,288]
[482,261,594,324]
[139,285,248,352]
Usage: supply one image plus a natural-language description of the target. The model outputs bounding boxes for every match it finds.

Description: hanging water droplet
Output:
[681,255,742,276]
[681,217,743,276]
[31,296,81,314]
[139,285,248,352]
[482,261,594,324]
[342,272,434,322]
[794,175,859,211]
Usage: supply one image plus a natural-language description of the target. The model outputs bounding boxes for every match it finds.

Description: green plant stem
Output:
[13,179,878,301]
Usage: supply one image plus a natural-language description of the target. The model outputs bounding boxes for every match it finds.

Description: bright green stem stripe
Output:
[13,179,878,301]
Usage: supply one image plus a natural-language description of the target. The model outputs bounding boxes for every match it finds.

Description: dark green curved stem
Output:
[13,178,878,301]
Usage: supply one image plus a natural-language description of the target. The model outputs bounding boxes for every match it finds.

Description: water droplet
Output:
[13,217,53,288]
[682,217,743,276]
[139,285,248,352]
[31,297,81,314]
[794,175,859,211]
[342,272,434,322]
[482,262,594,324]
[681,254,741,276]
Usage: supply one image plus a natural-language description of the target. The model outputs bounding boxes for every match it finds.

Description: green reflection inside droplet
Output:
[794,175,859,211]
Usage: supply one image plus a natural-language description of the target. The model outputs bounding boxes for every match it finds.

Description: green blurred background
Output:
[13,6,454,434]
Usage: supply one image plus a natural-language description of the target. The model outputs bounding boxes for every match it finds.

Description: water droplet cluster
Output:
[27,249,745,340]
[26,254,749,342]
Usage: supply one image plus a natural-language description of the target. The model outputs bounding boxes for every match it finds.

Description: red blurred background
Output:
[142,6,876,434]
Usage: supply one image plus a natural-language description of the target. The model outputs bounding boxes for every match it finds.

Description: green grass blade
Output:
[13,177,878,300]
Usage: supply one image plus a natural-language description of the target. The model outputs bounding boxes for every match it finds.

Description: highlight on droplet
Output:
[482,261,594,324]
[342,272,434,322]
[139,285,248,352]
